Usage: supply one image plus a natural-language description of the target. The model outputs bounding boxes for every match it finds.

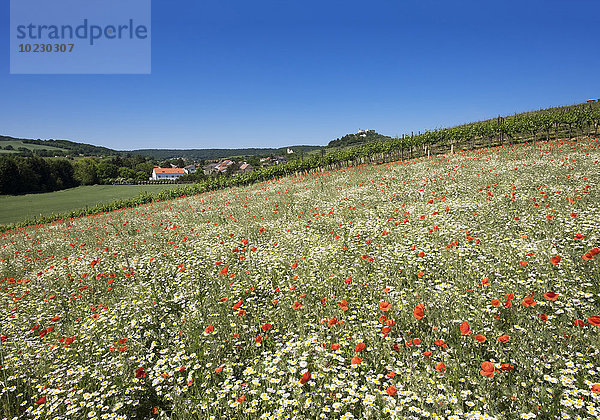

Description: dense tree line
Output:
[0,155,158,195]
[0,156,77,194]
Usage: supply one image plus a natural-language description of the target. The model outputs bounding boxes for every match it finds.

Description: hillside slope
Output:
[1,137,599,419]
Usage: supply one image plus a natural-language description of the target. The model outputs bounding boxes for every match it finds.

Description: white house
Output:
[151,168,186,180]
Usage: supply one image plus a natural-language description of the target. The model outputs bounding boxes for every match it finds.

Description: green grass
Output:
[0,184,180,225]
[0,140,67,154]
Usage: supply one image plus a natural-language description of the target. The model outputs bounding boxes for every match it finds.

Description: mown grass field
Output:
[0,185,181,226]
[1,138,599,420]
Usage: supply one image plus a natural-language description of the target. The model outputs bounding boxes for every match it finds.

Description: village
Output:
[149,152,291,181]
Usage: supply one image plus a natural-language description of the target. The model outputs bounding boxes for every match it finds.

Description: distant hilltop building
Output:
[358,128,375,137]
[287,148,294,154]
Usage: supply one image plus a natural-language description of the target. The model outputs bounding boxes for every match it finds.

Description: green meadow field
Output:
[1,138,599,419]
[0,184,179,226]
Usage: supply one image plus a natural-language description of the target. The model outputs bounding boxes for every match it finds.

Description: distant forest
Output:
[0,136,322,160]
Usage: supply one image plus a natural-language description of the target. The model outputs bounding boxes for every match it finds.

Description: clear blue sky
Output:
[1,0,599,150]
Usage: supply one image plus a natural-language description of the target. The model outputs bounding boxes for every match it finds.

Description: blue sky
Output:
[1,0,599,150]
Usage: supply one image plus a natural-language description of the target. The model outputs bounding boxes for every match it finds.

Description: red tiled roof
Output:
[153,168,185,174]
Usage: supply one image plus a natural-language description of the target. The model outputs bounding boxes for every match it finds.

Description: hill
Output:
[1,136,599,419]
[327,129,393,148]
[0,135,322,160]
[0,136,117,157]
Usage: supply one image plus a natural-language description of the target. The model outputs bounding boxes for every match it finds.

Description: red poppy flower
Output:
[591,248,600,256]
[413,338,421,345]
[474,334,486,343]
[574,319,586,327]
[292,301,302,309]
[592,384,600,395]
[320,298,327,306]
[481,277,490,286]
[435,362,446,372]
[291,262,298,269]
[480,361,495,378]
[498,334,510,343]
[500,363,515,371]
[550,256,561,266]
[434,339,447,348]
[219,266,229,275]
[379,302,391,311]
[236,394,246,403]
[544,291,559,301]
[35,396,47,404]
[387,371,396,378]
[583,252,594,261]
[300,371,311,385]
[64,336,75,347]
[423,351,432,357]
[355,342,366,352]
[386,386,397,396]
[460,321,472,335]
[215,366,223,373]
[378,315,387,323]
[233,300,243,310]
[204,324,215,334]
[261,323,272,332]
[135,367,147,378]
[521,295,537,307]
[538,313,548,322]
[351,356,362,365]
[491,299,501,307]
[588,316,600,326]
[413,304,425,320]
[519,261,527,267]
[272,299,279,306]
[574,233,585,240]
[331,343,340,351]
[50,316,60,322]
[0,335,6,343]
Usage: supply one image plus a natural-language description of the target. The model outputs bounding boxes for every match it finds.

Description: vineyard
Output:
[1,134,599,419]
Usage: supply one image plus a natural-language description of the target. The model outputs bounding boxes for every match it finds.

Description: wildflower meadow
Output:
[1,137,599,420]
